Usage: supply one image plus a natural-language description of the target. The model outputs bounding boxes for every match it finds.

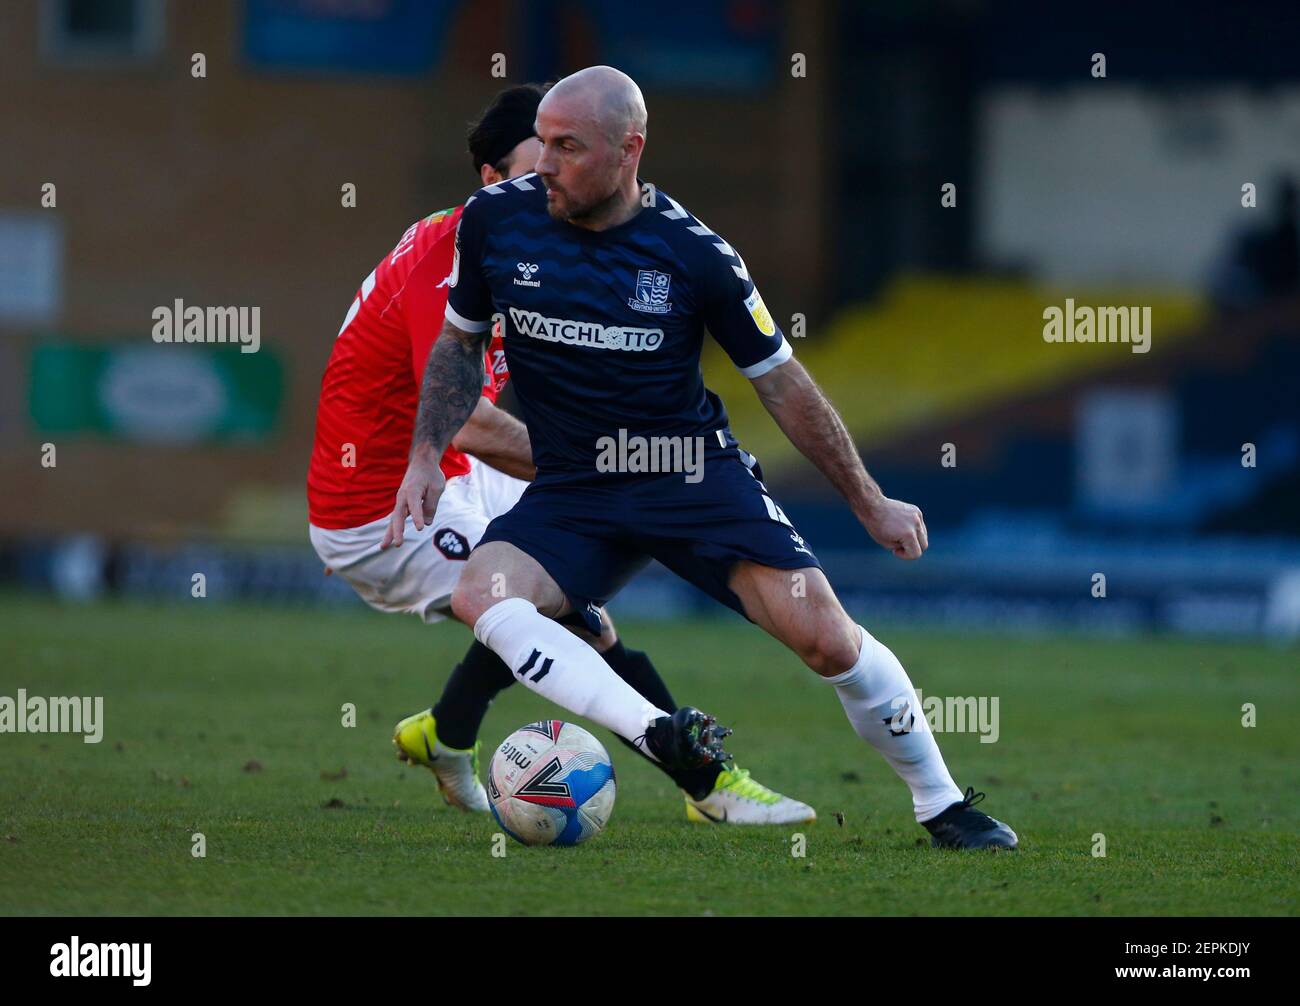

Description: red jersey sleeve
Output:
[402,213,460,388]
[402,216,510,403]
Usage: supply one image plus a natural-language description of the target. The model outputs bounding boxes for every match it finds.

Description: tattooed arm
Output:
[383,318,489,548]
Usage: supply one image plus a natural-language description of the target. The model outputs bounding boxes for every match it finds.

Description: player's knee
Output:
[795,613,860,677]
[450,568,493,627]
[448,583,477,627]
[801,642,856,677]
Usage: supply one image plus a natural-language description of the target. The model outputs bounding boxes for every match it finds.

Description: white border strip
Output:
[736,338,792,378]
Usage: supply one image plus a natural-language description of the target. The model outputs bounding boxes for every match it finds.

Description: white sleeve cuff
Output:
[444,301,493,333]
[737,338,792,379]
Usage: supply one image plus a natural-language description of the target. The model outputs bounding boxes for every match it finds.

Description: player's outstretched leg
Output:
[579,619,816,825]
[453,542,731,774]
[396,632,813,821]
[729,561,1017,849]
[829,630,1017,850]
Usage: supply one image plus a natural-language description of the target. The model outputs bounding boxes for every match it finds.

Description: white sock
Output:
[473,598,668,756]
[826,626,964,822]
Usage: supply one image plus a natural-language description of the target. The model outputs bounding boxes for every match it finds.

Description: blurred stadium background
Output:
[4,0,1300,642]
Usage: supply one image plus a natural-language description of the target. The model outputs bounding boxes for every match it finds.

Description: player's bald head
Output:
[534,66,648,226]
[539,65,647,146]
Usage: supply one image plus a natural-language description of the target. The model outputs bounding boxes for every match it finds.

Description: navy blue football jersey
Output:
[444,173,792,477]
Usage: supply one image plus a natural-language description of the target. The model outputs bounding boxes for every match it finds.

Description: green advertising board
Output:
[29,342,282,443]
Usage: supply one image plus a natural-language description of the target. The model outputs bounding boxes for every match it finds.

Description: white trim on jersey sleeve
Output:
[444,301,493,333]
[736,337,793,379]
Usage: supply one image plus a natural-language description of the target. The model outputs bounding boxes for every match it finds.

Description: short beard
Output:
[547,179,623,226]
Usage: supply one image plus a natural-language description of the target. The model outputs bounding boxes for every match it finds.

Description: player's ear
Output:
[480,163,500,186]
[620,132,644,167]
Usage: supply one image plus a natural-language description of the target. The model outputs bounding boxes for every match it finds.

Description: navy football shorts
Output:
[475,453,822,634]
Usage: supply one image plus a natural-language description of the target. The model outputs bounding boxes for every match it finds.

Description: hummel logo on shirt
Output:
[514,262,541,288]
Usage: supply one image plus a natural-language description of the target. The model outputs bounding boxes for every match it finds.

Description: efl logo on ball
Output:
[487,720,616,847]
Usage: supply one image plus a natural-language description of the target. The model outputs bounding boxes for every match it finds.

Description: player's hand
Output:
[382,452,446,549]
[862,494,929,560]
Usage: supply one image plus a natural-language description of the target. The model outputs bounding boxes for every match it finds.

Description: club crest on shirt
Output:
[628,269,673,314]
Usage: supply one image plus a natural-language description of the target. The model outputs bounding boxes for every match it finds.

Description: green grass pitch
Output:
[1,595,1295,916]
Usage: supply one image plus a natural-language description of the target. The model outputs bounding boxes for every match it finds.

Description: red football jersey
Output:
[308,206,509,529]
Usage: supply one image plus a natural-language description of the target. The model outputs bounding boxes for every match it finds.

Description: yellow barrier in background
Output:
[704,274,1206,469]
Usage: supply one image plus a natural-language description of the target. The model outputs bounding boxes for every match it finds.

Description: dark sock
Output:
[601,640,676,713]
[431,640,517,749]
[602,641,724,800]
